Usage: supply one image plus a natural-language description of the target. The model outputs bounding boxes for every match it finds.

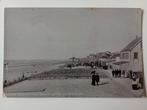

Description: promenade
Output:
[4,68,144,97]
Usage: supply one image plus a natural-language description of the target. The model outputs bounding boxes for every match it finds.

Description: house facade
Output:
[119,37,143,76]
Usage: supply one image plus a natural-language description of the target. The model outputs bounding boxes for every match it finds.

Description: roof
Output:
[110,52,120,59]
[121,37,142,52]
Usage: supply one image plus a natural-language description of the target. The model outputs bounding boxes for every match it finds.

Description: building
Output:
[109,52,120,70]
[87,54,97,62]
[115,37,143,77]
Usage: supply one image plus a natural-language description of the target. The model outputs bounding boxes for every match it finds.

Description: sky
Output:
[4,8,142,60]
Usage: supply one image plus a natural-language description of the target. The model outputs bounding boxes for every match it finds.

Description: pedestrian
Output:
[91,70,96,86]
[112,70,114,77]
[117,69,119,77]
[129,70,133,79]
[139,76,143,89]
[115,69,117,78]
[4,80,7,87]
[122,70,125,78]
[119,69,121,77]
[95,73,100,85]
[132,77,137,90]
[22,74,25,79]
[113,70,115,77]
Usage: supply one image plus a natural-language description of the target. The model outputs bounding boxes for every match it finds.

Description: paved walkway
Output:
[4,69,144,97]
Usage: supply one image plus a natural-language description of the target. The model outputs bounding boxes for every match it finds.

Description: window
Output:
[134,52,138,59]
[121,52,129,59]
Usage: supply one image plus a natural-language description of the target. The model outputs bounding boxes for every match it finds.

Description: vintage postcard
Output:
[3,8,145,97]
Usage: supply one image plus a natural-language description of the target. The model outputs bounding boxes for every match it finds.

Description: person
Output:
[90,62,94,69]
[112,70,114,77]
[132,76,140,90]
[4,80,7,87]
[129,70,133,79]
[95,73,100,85]
[91,70,96,86]
[109,65,112,69]
[132,77,137,90]
[116,69,119,77]
[139,76,144,89]
[119,69,121,77]
[122,70,125,78]
[115,69,117,77]
[67,64,72,71]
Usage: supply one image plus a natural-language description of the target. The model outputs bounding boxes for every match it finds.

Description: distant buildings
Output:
[87,54,97,62]
[108,52,120,70]
[68,37,143,76]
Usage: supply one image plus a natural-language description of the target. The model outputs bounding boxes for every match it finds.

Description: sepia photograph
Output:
[3,8,145,97]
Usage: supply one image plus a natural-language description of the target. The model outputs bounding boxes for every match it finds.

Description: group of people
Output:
[112,69,125,78]
[91,70,100,86]
[4,74,26,87]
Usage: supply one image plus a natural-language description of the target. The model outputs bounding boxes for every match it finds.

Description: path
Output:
[4,68,144,97]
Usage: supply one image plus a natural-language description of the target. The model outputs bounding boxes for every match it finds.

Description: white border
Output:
[0,0,147,110]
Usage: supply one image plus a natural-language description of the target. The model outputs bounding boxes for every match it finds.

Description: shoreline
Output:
[4,63,66,87]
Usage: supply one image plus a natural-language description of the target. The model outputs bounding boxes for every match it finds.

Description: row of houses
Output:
[69,37,143,77]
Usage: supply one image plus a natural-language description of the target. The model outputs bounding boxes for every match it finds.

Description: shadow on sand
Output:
[98,82,109,86]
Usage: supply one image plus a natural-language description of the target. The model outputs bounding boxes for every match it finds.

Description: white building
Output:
[115,37,143,76]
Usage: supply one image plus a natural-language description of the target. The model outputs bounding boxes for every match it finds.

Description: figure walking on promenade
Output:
[112,70,114,77]
[91,70,96,86]
[95,73,100,85]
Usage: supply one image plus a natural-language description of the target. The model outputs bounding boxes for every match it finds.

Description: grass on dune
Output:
[30,67,109,79]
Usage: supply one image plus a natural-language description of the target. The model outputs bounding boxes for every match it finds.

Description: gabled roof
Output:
[121,37,142,52]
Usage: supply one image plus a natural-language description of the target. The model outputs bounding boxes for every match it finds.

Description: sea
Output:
[4,59,67,82]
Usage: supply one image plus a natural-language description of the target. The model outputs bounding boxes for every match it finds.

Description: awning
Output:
[113,61,129,65]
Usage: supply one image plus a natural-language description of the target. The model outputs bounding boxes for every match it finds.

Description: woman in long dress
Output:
[91,70,96,86]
